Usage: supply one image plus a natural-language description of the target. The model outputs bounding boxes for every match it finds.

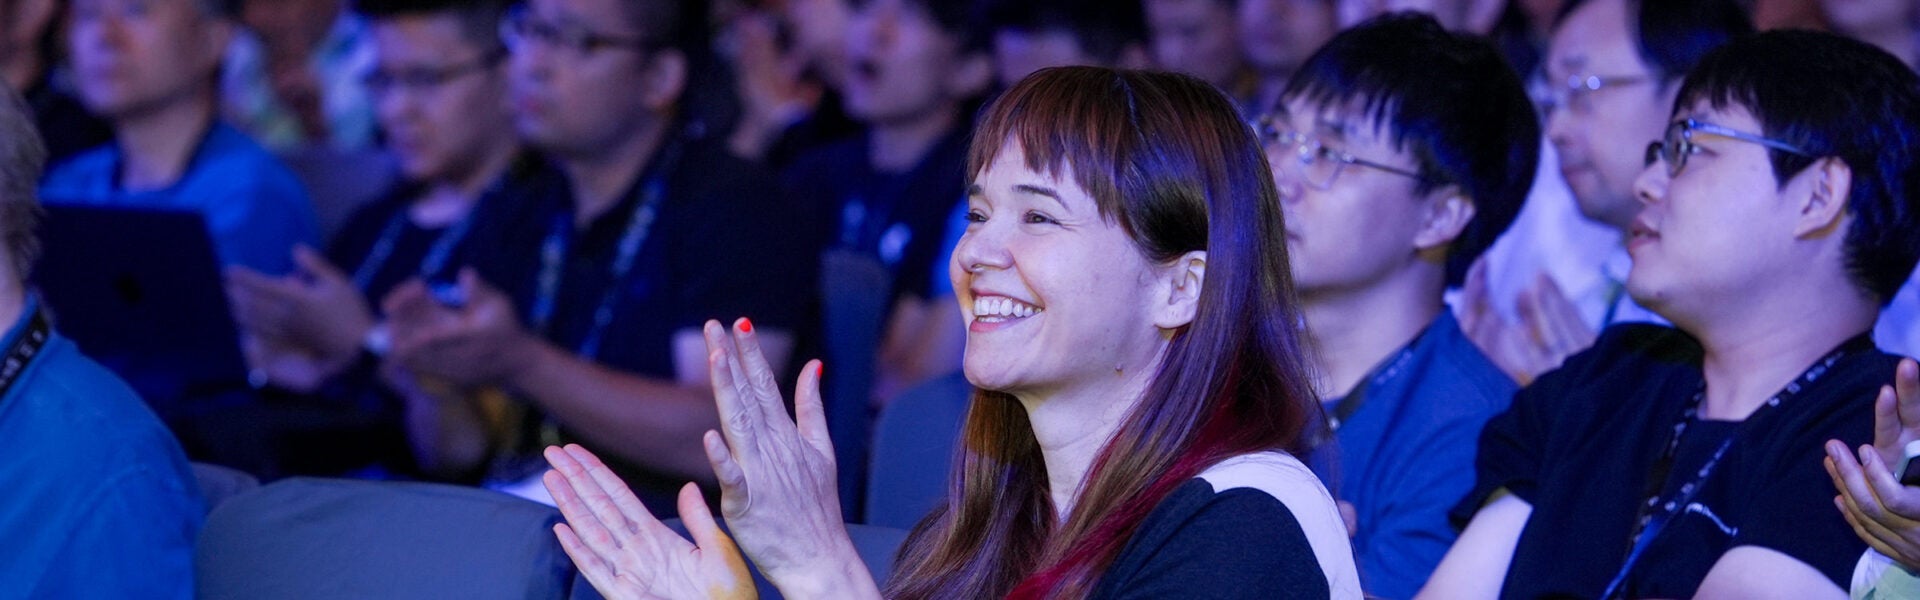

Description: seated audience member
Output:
[1425,30,1920,599]
[0,78,204,599]
[783,0,989,514]
[221,0,375,151]
[1267,13,1536,599]
[2,0,114,164]
[1144,0,1250,98]
[1458,0,1750,384]
[41,0,319,276]
[1237,0,1336,113]
[984,0,1148,88]
[1825,359,1920,599]
[544,64,1363,600]
[722,0,862,167]
[224,0,523,478]
[381,0,811,512]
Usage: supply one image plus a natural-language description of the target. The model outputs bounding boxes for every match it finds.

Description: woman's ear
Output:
[1155,250,1207,329]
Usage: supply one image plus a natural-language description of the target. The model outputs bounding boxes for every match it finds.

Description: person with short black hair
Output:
[224,0,527,479]
[1263,13,1537,599]
[1459,0,1751,384]
[381,0,813,513]
[783,0,992,515]
[1426,29,1920,599]
[42,0,320,276]
[0,75,204,599]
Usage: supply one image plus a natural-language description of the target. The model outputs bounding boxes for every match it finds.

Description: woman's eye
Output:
[1023,211,1058,225]
[965,209,987,223]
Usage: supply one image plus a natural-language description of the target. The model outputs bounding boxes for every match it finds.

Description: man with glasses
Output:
[224,0,526,479]
[1263,13,1538,599]
[381,0,812,512]
[1427,29,1920,600]
[1457,0,1750,384]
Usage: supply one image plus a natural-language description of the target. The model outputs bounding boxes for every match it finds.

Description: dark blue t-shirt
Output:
[1459,324,1888,598]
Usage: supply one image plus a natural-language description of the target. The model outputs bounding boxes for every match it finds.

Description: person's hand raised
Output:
[701,319,879,599]
[1825,358,1920,570]
[544,445,756,600]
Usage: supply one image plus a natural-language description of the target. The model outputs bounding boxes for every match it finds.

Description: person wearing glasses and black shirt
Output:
[1423,30,1920,600]
[1258,14,1537,600]
[380,0,811,513]
[224,0,531,479]
[1457,0,1751,385]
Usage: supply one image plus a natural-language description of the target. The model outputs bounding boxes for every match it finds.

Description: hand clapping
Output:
[542,319,880,600]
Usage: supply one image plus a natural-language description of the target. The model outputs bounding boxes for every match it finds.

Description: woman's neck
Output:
[1017,362,1160,522]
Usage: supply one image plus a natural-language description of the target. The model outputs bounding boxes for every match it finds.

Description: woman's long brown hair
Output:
[883,67,1321,599]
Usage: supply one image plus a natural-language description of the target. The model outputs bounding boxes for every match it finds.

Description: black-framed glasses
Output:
[1541,73,1651,114]
[1643,118,1813,178]
[1253,115,1429,190]
[363,48,507,97]
[499,5,658,57]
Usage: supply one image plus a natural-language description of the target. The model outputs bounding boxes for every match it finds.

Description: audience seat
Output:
[864,372,972,529]
[196,477,581,599]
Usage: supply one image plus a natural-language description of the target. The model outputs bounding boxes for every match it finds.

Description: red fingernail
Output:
[815,361,824,379]
[739,318,753,333]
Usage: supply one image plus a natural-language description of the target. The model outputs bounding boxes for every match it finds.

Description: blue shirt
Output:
[0,299,205,598]
[41,122,319,275]
[1311,311,1517,600]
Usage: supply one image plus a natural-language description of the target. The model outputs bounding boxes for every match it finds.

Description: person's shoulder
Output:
[1409,312,1521,417]
[39,145,117,194]
[191,123,309,195]
[1123,451,1359,598]
[1195,453,1355,563]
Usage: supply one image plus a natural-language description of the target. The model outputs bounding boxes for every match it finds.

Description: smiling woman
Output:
[541,66,1359,600]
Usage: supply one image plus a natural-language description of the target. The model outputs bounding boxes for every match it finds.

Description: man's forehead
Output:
[1282,98,1392,143]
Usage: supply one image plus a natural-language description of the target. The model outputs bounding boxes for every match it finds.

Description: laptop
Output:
[31,204,253,415]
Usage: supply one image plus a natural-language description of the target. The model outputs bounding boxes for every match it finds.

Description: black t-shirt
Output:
[1090,452,1360,599]
[1456,324,1894,598]
[783,128,968,304]
[462,130,813,509]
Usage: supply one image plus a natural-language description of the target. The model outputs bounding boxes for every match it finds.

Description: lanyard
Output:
[0,303,52,400]
[1327,322,1434,433]
[1600,333,1874,598]
[350,204,475,290]
[528,140,682,360]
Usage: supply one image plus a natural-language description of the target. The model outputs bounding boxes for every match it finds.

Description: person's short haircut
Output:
[0,80,46,278]
[353,0,510,51]
[1281,12,1540,287]
[1675,30,1920,304]
[983,0,1145,66]
[1554,0,1752,83]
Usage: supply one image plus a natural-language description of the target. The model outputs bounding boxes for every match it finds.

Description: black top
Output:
[1093,480,1332,599]
[462,129,814,511]
[1089,452,1358,599]
[1456,324,1893,598]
